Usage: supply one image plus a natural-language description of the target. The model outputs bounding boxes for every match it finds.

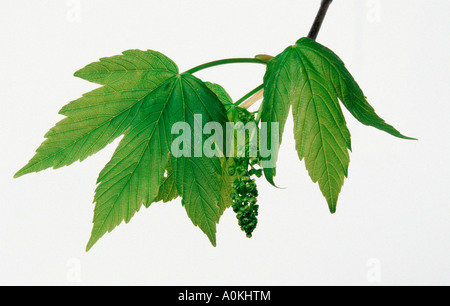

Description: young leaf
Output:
[296,38,415,140]
[15,50,178,178]
[204,82,233,106]
[261,37,413,212]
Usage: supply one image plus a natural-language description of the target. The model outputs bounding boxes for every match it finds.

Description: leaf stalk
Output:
[184,58,266,75]
[234,84,264,107]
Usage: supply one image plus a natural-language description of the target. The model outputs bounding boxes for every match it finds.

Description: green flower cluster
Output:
[228,107,262,238]
[230,157,262,238]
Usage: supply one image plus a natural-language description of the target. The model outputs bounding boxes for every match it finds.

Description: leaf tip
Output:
[85,236,98,252]
[206,233,217,247]
[329,206,337,214]
[13,165,31,179]
[387,129,418,141]
[73,68,84,79]
[325,195,338,214]
[403,135,418,141]
[85,225,104,252]
[263,168,284,189]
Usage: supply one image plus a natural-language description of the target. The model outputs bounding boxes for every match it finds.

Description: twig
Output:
[307,0,333,41]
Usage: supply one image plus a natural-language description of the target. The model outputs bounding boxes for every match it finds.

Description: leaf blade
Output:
[86,78,177,251]
[86,73,228,249]
[15,50,178,178]
[153,156,179,203]
[297,37,415,140]
[259,47,297,185]
[170,74,228,246]
[74,49,178,85]
[291,44,351,213]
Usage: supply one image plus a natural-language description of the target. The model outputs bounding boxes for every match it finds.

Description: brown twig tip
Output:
[307,0,333,41]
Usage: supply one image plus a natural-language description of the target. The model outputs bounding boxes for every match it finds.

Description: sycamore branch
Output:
[308,0,333,41]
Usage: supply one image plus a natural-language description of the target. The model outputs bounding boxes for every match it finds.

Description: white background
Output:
[1,0,449,285]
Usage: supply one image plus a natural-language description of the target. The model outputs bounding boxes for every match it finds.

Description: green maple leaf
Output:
[15,50,178,177]
[261,37,414,212]
[86,73,228,250]
[297,38,415,140]
[16,50,228,250]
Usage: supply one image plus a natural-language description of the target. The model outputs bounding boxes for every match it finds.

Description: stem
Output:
[184,58,266,75]
[307,0,333,41]
[234,84,264,107]
[240,88,264,110]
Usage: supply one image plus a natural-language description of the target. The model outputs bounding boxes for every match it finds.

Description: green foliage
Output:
[15,50,178,178]
[16,50,232,250]
[87,71,229,250]
[15,35,414,249]
[261,37,414,212]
